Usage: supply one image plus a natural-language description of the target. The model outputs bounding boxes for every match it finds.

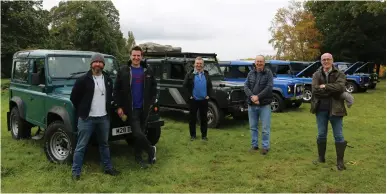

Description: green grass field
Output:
[1,80,386,192]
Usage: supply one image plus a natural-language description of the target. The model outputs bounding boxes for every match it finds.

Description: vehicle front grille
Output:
[230,90,246,102]
[363,76,370,83]
[294,84,303,96]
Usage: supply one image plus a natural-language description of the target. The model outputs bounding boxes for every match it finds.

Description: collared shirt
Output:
[192,70,207,100]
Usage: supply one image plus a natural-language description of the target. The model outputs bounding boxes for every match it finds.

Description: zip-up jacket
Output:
[183,69,214,101]
[70,70,113,119]
[244,67,273,106]
[113,60,158,121]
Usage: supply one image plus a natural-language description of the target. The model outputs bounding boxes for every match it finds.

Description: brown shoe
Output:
[261,149,269,155]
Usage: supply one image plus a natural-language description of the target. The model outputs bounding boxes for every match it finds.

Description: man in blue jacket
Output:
[244,55,273,155]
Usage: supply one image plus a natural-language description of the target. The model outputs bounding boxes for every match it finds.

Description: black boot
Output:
[317,139,327,163]
[335,141,347,170]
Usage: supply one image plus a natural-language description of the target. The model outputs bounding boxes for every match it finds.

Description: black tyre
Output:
[197,101,223,128]
[345,82,358,93]
[271,93,285,112]
[303,86,312,102]
[146,127,161,146]
[44,121,76,164]
[9,107,31,139]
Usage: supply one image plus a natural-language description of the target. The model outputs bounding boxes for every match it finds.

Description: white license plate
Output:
[365,84,369,86]
[296,95,302,99]
[373,81,377,83]
[112,126,132,136]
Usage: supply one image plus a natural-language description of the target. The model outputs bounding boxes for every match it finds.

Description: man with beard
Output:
[114,46,157,169]
[70,53,120,180]
[311,53,348,170]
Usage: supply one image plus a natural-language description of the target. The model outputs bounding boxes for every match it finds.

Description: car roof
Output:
[13,49,115,58]
[218,60,254,66]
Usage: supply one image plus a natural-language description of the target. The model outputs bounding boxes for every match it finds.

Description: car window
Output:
[170,63,185,80]
[13,60,29,83]
[47,56,117,78]
[32,58,46,84]
[277,65,290,74]
[150,63,161,79]
[337,64,349,72]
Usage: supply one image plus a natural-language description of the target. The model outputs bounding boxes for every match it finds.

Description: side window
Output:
[277,65,290,74]
[337,64,348,72]
[13,60,29,83]
[170,63,185,80]
[32,58,46,84]
[149,63,161,79]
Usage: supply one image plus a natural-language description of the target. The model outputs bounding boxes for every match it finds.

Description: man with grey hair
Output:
[311,53,348,170]
[183,56,214,141]
[244,55,273,155]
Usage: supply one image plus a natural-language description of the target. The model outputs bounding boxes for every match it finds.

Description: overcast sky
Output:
[43,0,289,60]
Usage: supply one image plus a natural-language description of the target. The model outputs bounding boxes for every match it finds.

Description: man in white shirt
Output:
[70,53,119,180]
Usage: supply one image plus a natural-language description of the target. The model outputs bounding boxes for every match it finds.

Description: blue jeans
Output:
[72,115,113,176]
[248,104,271,149]
[316,111,344,143]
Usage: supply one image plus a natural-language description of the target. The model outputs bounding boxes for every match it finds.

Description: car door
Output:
[27,58,47,126]
[159,61,188,109]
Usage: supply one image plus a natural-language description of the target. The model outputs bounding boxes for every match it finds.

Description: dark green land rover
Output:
[7,49,164,164]
[143,52,248,128]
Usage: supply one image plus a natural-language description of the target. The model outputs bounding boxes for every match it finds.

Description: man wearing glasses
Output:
[310,53,348,171]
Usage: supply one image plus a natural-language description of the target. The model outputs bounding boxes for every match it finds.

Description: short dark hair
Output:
[130,46,143,55]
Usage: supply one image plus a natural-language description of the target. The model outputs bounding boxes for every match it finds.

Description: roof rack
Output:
[143,52,217,59]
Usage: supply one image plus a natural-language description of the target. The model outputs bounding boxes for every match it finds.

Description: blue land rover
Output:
[335,61,375,91]
[219,60,304,112]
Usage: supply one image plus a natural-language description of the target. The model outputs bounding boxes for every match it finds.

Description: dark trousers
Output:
[130,108,152,160]
[189,99,208,138]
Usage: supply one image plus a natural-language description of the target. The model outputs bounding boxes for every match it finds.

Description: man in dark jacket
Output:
[183,57,214,141]
[70,53,120,180]
[114,46,157,169]
[244,55,273,155]
[311,53,348,171]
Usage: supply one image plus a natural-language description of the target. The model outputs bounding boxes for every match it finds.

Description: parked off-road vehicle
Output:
[219,60,304,113]
[335,61,377,89]
[142,52,248,128]
[7,50,164,164]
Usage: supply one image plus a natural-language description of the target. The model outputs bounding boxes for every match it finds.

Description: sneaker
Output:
[148,146,156,164]
[72,174,80,181]
[104,168,120,176]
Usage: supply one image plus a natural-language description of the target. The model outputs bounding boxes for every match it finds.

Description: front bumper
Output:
[228,101,248,113]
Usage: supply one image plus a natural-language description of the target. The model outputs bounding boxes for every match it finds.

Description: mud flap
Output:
[7,112,10,131]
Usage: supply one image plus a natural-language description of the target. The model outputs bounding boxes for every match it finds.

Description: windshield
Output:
[186,61,224,77]
[48,55,118,78]
[290,62,309,72]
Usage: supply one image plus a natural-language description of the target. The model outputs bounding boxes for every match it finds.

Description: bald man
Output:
[244,55,273,155]
[310,53,348,170]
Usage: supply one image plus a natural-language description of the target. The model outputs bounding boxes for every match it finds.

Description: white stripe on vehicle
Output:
[168,88,186,104]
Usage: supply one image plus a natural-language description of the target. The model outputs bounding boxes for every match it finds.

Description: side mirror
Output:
[31,73,40,85]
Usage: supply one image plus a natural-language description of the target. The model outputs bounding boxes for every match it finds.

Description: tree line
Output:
[1,0,136,78]
[1,0,386,77]
[269,0,386,64]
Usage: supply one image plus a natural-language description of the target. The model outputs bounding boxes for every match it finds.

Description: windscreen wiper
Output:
[66,71,88,80]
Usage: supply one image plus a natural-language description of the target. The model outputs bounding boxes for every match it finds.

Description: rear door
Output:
[10,59,31,120]
[159,61,188,109]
